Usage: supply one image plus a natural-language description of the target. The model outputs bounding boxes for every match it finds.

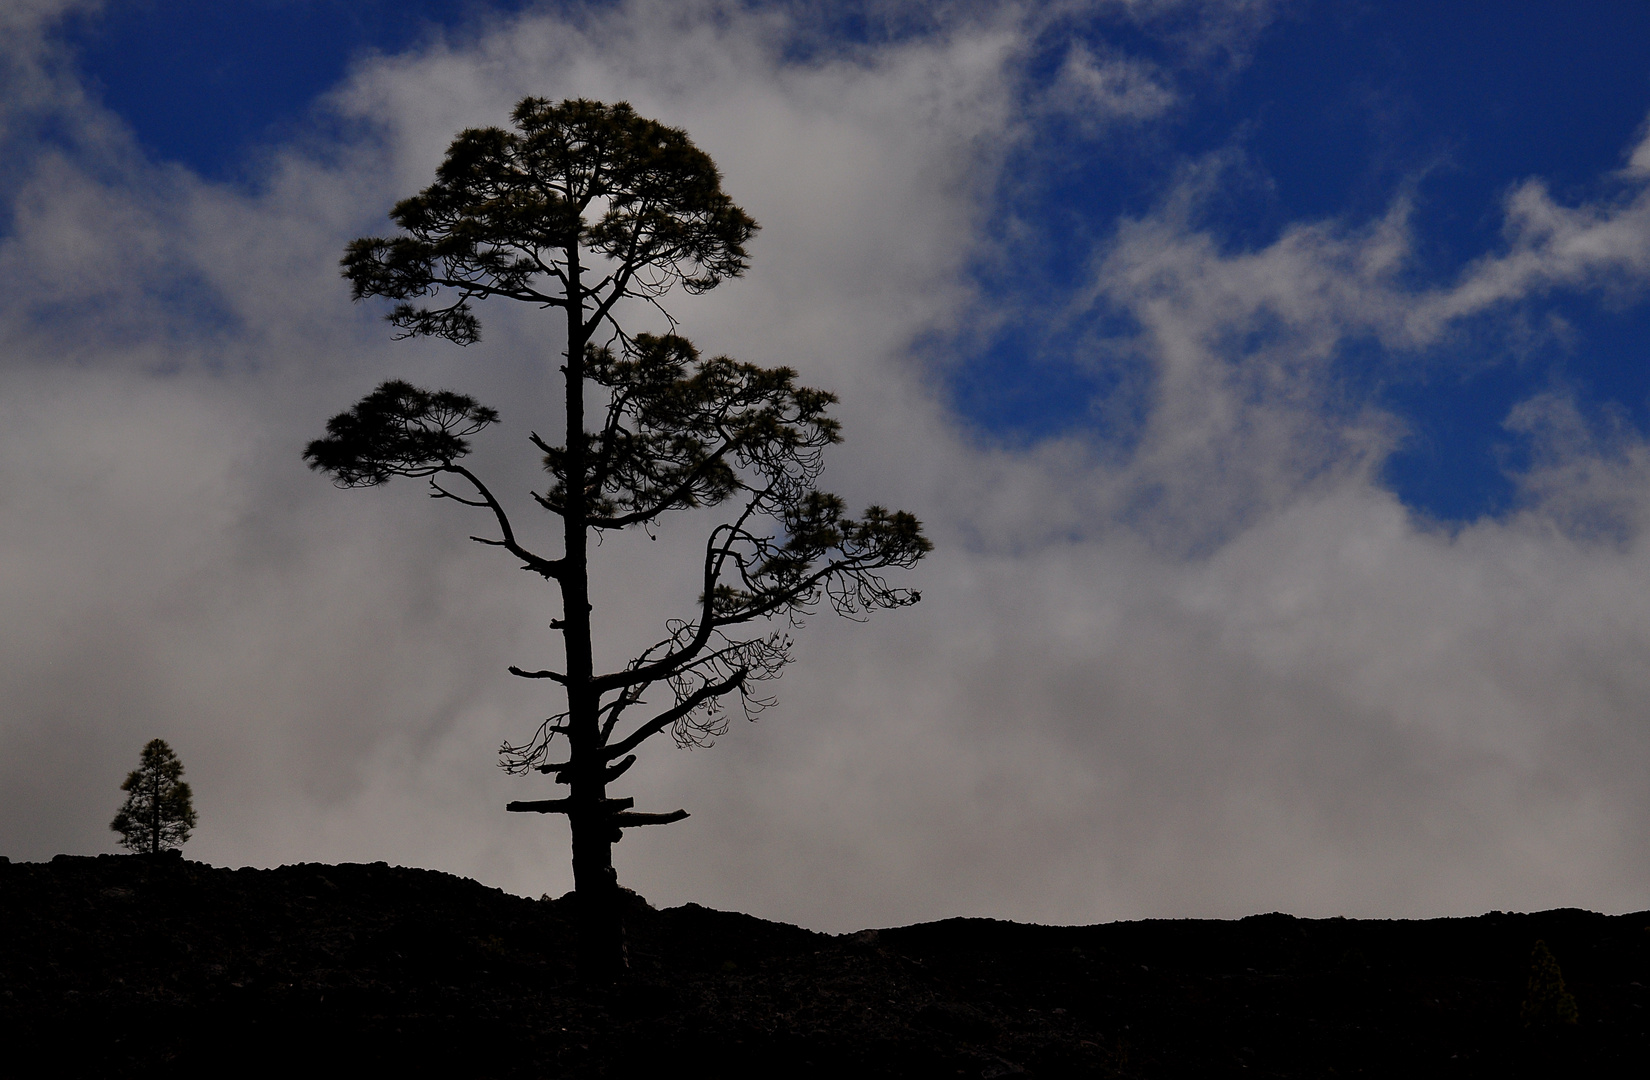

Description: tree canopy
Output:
[340,97,757,345]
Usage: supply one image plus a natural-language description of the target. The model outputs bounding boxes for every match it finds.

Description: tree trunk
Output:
[561,249,626,980]
[570,809,623,977]
[149,770,160,855]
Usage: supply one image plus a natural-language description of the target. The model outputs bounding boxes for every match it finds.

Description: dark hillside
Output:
[2,854,1647,1077]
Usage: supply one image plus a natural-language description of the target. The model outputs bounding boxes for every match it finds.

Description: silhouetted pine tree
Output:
[1521,939,1580,1027]
[306,98,930,978]
[110,739,197,855]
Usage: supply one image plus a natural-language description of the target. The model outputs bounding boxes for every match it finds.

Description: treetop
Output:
[342,97,759,345]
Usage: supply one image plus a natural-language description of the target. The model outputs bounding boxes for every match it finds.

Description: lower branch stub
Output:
[612,809,689,827]
[506,796,637,815]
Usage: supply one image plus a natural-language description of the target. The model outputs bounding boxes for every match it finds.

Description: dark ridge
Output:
[3,855,1648,1077]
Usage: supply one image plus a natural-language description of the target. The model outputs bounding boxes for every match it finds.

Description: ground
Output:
[2,855,1647,1077]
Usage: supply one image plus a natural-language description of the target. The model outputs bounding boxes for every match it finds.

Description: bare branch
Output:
[599,682,649,741]
[508,665,569,683]
[428,480,489,507]
[506,797,573,814]
[445,465,565,580]
[591,501,764,694]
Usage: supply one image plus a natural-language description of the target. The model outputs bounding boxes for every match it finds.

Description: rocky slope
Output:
[2,854,1647,1077]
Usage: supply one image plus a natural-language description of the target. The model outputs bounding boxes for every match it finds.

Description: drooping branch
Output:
[590,500,766,695]
[703,498,931,629]
[436,465,564,580]
[604,668,748,760]
[590,493,926,701]
[624,627,792,749]
[570,491,926,753]
[498,713,572,775]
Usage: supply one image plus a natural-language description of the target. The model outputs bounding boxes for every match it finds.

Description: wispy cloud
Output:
[1047,41,1177,125]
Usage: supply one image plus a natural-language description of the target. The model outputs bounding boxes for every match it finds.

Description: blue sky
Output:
[61,0,1650,524]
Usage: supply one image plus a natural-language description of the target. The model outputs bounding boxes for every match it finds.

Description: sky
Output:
[4,0,1650,931]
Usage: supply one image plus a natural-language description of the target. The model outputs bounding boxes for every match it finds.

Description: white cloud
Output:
[1624,120,1650,179]
[1410,176,1650,335]
[4,0,1650,935]
[0,1,110,153]
[1048,42,1176,125]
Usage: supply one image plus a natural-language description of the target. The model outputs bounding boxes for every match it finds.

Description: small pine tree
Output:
[1520,939,1580,1027]
[110,739,197,855]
